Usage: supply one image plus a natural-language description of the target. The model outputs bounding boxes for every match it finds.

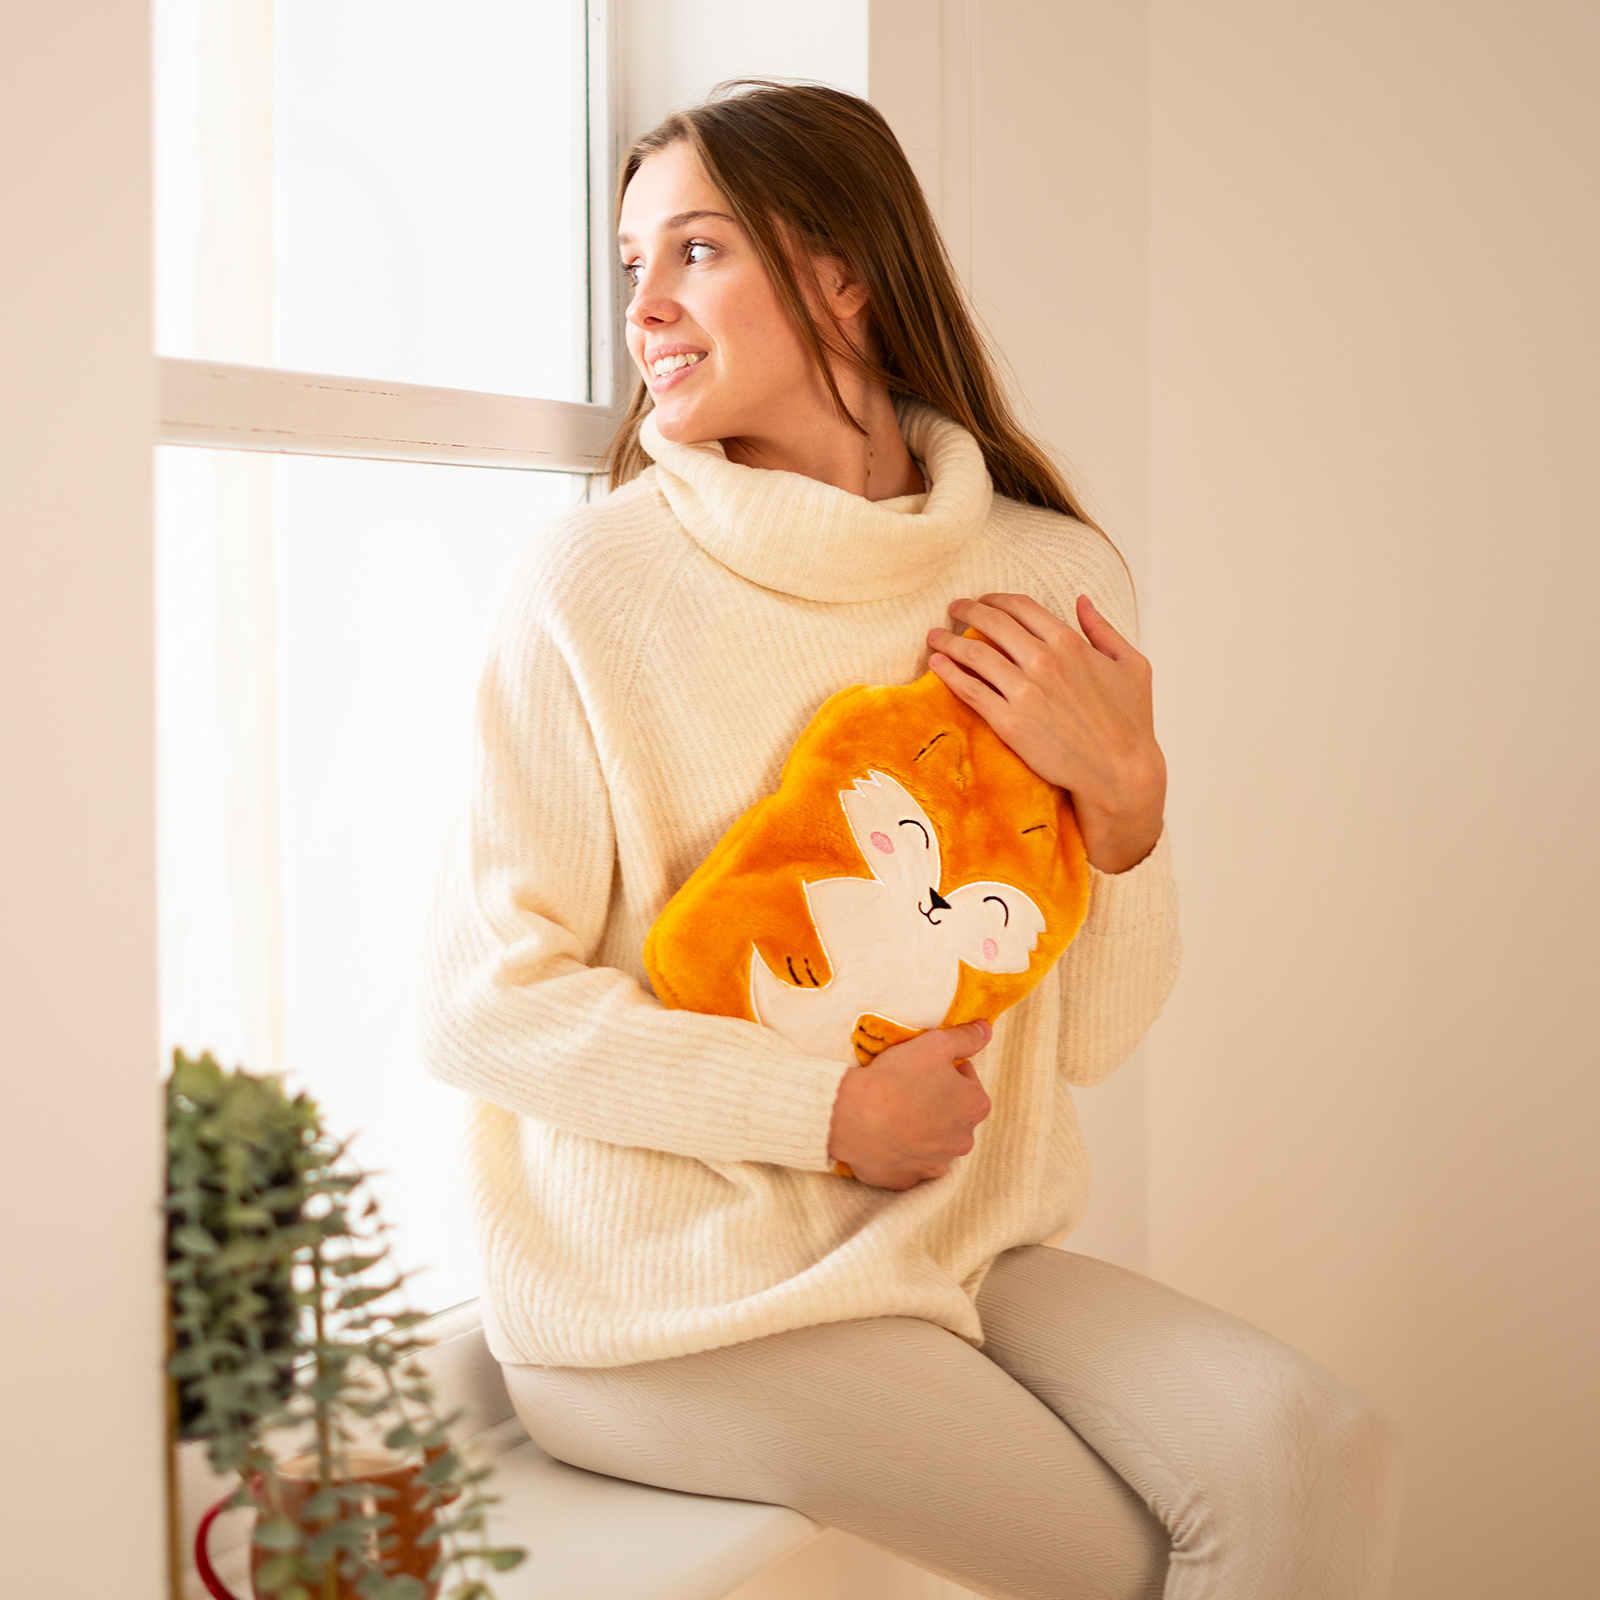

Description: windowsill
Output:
[180,1302,821,1600]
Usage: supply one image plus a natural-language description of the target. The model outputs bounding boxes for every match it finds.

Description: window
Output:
[154,0,622,1313]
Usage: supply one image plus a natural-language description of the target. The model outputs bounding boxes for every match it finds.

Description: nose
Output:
[929,887,951,911]
[624,263,677,331]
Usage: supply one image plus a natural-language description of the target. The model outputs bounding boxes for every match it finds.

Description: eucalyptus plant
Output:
[167,1050,526,1600]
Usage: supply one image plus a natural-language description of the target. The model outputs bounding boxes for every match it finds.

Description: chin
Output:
[649,401,723,447]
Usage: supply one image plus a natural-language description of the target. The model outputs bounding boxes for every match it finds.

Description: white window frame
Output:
[158,0,628,476]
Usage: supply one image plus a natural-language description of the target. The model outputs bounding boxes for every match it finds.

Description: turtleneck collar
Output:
[638,398,993,604]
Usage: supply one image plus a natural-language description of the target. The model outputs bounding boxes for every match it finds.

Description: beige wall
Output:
[1146,0,1420,1405]
[1148,2,1599,1594]
[621,0,868,143]
[0,4,165,1598]
[881,1,1598,1593]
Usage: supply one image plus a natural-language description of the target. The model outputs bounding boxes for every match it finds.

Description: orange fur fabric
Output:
[644,661,1092,1095]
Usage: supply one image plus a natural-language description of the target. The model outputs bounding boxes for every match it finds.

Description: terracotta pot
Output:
[196,1450,440,1600]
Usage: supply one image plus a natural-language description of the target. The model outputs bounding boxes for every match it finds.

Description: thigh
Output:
[505,1315,1167,1600]
[976,1248,1403,1600]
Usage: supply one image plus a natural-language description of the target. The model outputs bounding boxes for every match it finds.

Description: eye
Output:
[983,894,1011,927]
[684,239,716,264]
[898,819,931,849]
[621,260,642,285]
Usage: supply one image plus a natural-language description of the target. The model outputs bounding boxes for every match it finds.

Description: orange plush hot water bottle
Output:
[643,661,1093,1154]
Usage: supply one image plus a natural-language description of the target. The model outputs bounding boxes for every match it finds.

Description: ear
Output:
[815,254,869,322]
[909,721,972,795]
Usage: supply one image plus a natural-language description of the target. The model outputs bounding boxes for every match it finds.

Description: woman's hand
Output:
[827,1020,994,1190]
[927,593,1166,875]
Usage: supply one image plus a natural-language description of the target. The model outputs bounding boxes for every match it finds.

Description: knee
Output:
[1265,1357,1406,1523]
[1314,1363,1400,1466]
[1333,1380,1405,1516]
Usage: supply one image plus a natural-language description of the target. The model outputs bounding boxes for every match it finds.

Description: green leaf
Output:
[483,1547,527,1572]
[302,1487,346,1521]
[329,1252,386,1278]
[421,1508,483,1539]
[252,1552,309,1593]
[253,1516,304,1552]
[359,1575,428,1600]
[305,1521,371,1562]
[336,1282,402,1311]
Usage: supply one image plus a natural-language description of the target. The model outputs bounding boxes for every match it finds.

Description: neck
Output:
[720,378,925,501]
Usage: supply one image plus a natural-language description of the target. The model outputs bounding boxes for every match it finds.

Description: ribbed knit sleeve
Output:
[420,552,851,1172]
[1054,828,1181,1086]
[1006,507,1179,1087]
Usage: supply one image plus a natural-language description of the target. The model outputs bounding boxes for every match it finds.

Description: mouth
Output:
[644,346,708,393]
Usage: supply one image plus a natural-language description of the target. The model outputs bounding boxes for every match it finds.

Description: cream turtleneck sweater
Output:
[421,401,1180,1369]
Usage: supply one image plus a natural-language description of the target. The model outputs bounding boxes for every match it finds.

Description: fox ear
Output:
[908,724,972,792]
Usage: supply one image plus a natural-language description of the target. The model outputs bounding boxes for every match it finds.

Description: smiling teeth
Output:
[651,352,705,377]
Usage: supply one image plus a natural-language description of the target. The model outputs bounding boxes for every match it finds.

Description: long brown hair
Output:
[606,81,1099,530]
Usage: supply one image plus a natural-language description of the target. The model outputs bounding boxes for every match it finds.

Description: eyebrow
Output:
[617,209,737,246]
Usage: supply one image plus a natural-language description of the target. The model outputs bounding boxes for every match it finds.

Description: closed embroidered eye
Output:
[898,818,931,849]
[983,894,1011,926]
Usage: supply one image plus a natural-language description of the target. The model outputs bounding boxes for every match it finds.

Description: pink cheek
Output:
[982,938,999,961]
[870,832,894,854]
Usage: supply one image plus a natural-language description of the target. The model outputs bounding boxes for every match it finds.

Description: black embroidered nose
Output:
[928,887,951,911]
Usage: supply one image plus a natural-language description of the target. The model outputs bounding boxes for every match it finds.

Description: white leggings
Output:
[504,1247,1403,1600]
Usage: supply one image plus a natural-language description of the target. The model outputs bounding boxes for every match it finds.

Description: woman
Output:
[423,83,1401,1600]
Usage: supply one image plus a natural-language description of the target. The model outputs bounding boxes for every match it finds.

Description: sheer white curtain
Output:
[156,0,587,393]
[154,0,595,1313]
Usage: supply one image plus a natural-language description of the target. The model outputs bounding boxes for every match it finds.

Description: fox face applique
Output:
[643,659,1092,1085]
[747,768,1048,1066]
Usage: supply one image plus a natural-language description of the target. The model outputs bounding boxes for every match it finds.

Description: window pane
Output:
[155,0,589,401]
[157,447,586,1311]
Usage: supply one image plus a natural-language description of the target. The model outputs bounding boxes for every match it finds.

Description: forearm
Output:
[423,873,850,1169]
[427,578,850,1171]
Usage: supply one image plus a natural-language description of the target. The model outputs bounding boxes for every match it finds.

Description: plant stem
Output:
[312,1237,339,1600]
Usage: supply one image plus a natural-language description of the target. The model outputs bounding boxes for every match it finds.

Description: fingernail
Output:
[975,1019,993,1042]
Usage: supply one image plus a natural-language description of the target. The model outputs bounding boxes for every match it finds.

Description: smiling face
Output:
[617,141,861,447]
[836,767,1047,974]
[839,770,942,903]
[945,882,1047,974]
